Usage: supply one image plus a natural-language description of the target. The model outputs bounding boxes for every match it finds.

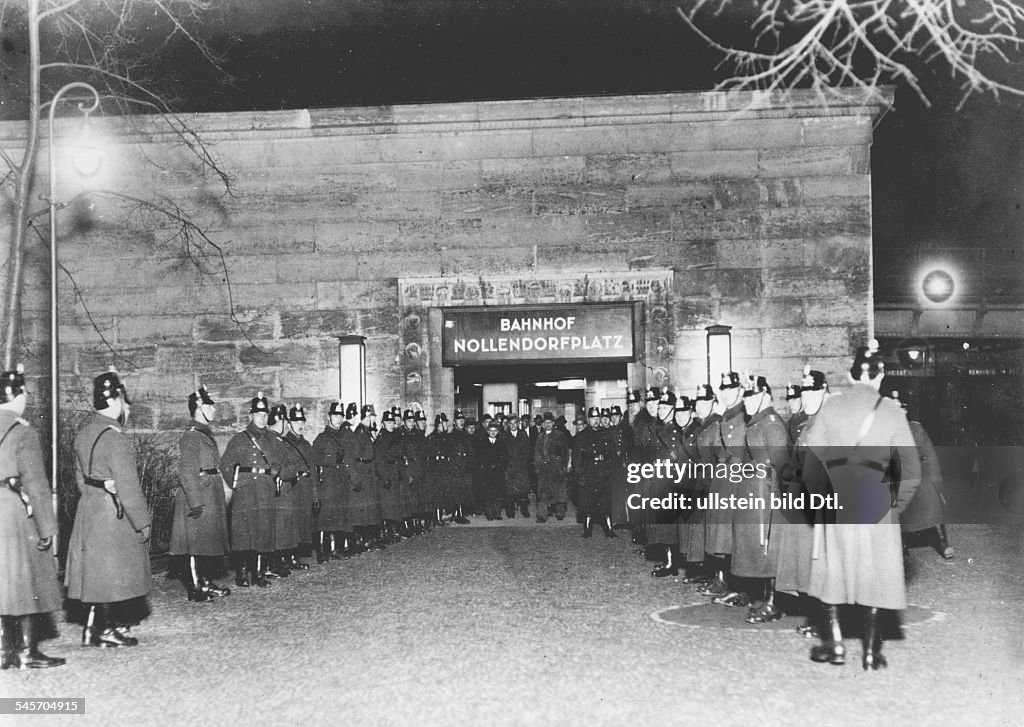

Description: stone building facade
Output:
[2,89,889,432]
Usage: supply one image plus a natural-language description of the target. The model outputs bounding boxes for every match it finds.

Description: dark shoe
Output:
[235,570,252,588]
[90,628,137,648]
[536,516,547,523]
[520,506,530,518]
[582,529,592,539]
[697,578,728,596]
[796,621,819,639]
[556,516,565,521]
[651,564,678,578]
[202,580,231,598]
[746,603,782,624]
[712,592,750,608]
[862,607,887,670]
[681,574,711,585]
[810,643,846,665]
[13,648,65,669]
[188,586,214,603]
[454,516,471,525]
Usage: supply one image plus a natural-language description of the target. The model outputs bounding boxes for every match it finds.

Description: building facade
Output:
[3,89,889,431]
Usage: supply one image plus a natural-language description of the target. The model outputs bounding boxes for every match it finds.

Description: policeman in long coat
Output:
[312,402,351,561]
[696,386,729,596]
[424,414,452,525]
[398,410,426,533]
[171,386,230,602]
[802,342,921,669]
[66,368,151,648]
[574,407,613,538]
[503,415,533,519]
[283,404,316,568]
[629,387,662,545]
[350,405,384,546]
[731,375,789,622]
[534,412,570,522]
[448,410,475,523]
[219,392,278,588]
[666,396,700,574]
[0,366,64,669]
[701,372,745,601]
[682,386,716,581]
[605,404,632,528]
[776,369,829,637]
[265,404,298,578]
[375,410,405,540]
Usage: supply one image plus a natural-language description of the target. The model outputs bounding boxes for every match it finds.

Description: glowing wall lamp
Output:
[918,266,958,305]
[705,324,733,385]
[338,335,366,407]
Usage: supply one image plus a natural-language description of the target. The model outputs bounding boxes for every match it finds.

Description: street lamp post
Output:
[47,82,101,561]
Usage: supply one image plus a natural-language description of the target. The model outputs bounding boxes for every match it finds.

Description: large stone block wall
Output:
[1,89,888,433]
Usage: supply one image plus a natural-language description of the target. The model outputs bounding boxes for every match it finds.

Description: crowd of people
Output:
[0,340,953,671]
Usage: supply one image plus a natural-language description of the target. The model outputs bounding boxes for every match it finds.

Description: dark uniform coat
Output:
[0,411,62,615]
[803,384,921,610]
[218,421,279,553]
[504,429,533,500]
[65,413,152,604]
[476,435,510,504]
[706,404,745,556]
[674,420,701,559]
[374,428,405,520]
[282,431,316,545]
[398,427,427,513]
[311,426,350,532]
[422,430,450,512]
[900,420,945,532]
[775,410,816,594]
[170,422,230,557]
[447,428,476,507]
[349,424,383,527]
[730,406,789,579]
[265,430,297,551]
[573,426,609,517]
[605,421,632,526]
[534,428,570,507]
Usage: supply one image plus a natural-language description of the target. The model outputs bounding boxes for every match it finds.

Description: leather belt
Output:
[3,476,32,518]
[237,467,270,474]
[199,468,219,475]
[825,457,887,473]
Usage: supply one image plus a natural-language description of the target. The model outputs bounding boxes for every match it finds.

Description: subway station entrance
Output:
[453,361,629,422]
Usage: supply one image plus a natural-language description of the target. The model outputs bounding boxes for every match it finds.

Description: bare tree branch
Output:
[677,0,1024,107]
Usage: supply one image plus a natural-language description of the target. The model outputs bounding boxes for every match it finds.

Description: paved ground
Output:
[1,518,1021,727]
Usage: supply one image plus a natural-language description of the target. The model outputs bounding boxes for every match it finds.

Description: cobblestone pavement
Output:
[1,520,1021,727]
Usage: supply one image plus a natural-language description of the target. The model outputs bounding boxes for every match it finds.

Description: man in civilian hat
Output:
[282,404,316,569]
[729,375,789,623]
[312,402,352,561]
[0,365,65,669]
[477,418,510,520]
[575,406,614,538]
[504,413,533,519]
[170,385,230,603]
[448,410,475,524]
[533,412,570,522]
[219,391,279,588]
[66,368,151,648]
[351,404,385,548]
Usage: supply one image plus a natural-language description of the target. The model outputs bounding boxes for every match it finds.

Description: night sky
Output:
[3,0,1022,301]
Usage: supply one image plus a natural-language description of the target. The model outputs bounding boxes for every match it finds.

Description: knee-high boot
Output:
[186,555,213,602]
[581,516,593,539]
[863,606,888,670]
[935,525,954,559]
[0,615,18,669]
[13,615,65,669]
[602,517,617,538]
[809,603,845,664]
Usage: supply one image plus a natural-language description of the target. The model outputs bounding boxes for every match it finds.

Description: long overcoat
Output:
[447,428,476,506]
[900,420,945,532]
[0,410,62,615]
[730,406,789,579]
[374,427,405,520]
[604,421,632,525]
[803,384,921,609]
[170,422,230,557]
[398,427,427,513]
[476,435,510,503]
[572,425,604,516]
[348,424,383,527]
[65,412,152,604]
[673,420,700,558]
[534,428,570,506]
[282,430,316,545]
[504,429,533,500]
[311,426,350,532]
[706,404,745,556]
[422,430,450,511]
[775,410,817,594]
[218,421,279,553]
